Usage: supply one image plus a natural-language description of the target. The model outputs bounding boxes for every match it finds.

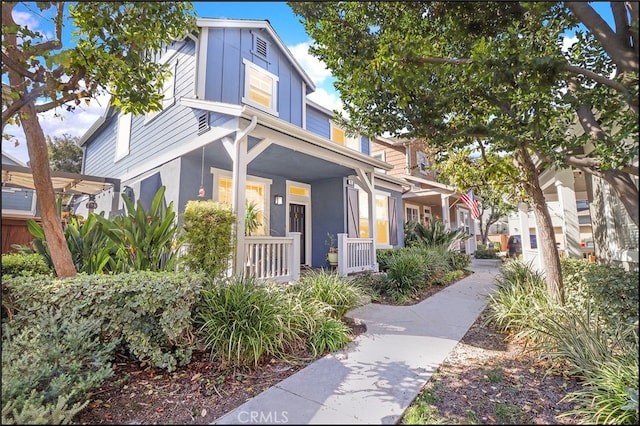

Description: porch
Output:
[244,233,378,283]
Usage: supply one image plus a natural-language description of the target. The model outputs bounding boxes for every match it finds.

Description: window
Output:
[416,151,428,175]
[359,190,370,238]
[406,205,419,222]
[242,59,278,115]
[115,113,132,161]
[330,123,345,144]
[146,61,177,122]
[331,122,360,150]
[375,194,390,245]
[212,169,272,236]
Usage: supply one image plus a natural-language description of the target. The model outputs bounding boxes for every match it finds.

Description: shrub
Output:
[561,257,638,331]
[376,248,396,272]
[484,260,554,342]
[404,219,470,249]
[445,249,472,270]
[179,200,235,278]
[4,271,205,371]
[539,310,639,425]
[96,186,179,272]
[295,270,366,318]
[197,276,302,366]
[474,246,498,259]
[419,247,454,282]
[1,252,52,278]
[383,249,428,300]
[309,318,351,355]
[2,309,117,425]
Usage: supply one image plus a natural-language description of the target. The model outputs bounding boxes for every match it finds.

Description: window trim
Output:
[145,60,177,124]
[115,113,132,161]
[242,58,279,116]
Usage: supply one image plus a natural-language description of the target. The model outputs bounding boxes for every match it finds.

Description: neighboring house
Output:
[2,151,37,253]
[78,18,406,280]
[370,135,478,254]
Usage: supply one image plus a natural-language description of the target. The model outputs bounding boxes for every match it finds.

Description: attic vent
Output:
[255,37,268,58]
[197,112,210,135]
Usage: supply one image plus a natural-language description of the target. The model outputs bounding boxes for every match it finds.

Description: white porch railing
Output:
[245,232,300,283]
[337,233,379,277]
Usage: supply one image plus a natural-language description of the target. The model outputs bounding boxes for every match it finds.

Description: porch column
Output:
[231,117,258,275]
[518,202,531,251]
[440,195,450,229]
[555,170,582,258]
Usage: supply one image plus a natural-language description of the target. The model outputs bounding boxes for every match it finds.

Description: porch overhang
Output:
[1,164,120,195]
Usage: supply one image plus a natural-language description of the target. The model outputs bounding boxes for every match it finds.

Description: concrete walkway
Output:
[213,258,502,425]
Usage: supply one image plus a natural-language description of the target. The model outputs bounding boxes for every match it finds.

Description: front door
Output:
[289,203,306,264]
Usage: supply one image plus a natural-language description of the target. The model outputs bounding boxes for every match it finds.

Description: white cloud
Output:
[307,87,344,116]
[3,93,110,164]
[561,35,578,53]
[288,42,332,86]
[12,10,40,29]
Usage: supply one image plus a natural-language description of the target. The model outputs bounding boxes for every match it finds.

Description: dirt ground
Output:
[75,275,583,425]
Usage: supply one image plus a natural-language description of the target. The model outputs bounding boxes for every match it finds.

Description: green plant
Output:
[96,186,179,272]
[295,270,366,318]
[2,308,118,425]
[179,200,235,278]
[325,232,338,253]
[1,253,52,278]
[382,249,428,301]
[244,200,262,236]
[4,271,205,371]
[309,318,351,355]
[404,219,470,250]
[197,276,303,366]
[494,402,529,424]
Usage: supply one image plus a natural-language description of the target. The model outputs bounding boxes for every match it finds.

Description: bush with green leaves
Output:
[96,185,179,272]
[197,276,306,366]
[404,219,470,249]
[444,249,472,270]
[2,308,118,425]
[179,200,236,278]
[294,270,366,318]
[4,271,205,371]
[381,249,428,301]
[1,252,52,278]
[538,309,638,425]
[474,245,499,259]
[561,257,638,331]
[376,248,396,272]
[309,318,351,355]
[484,260,553,343]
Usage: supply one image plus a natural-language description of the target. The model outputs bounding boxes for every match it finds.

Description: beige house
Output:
[370,135,478,254]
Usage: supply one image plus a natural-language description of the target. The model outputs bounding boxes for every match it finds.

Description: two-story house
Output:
[370,135,478,254]
[77,18,406,280]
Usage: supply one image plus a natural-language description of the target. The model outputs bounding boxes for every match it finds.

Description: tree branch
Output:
[562,63,630,94]
[401,57,472,66]
[1,51,39,81]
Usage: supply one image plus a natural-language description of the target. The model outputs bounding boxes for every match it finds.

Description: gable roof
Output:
[197,18,316,91]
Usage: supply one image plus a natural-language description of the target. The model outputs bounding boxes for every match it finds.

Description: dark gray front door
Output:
[289,203,306,264]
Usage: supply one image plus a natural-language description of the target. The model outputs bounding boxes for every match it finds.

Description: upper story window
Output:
[330,121,360,151]
[416,151,428,175]
[242,58,279,116]
[146,61,177,123]
[371,151,386,174]
[115,113,132,161]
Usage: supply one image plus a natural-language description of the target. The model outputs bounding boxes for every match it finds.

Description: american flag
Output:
[460,189,480,219]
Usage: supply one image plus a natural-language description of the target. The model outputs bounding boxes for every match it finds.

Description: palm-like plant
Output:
[404,219,470,250]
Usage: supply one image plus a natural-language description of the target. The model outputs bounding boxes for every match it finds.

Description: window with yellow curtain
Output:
[218,177,266,235]
[375,194,389,245]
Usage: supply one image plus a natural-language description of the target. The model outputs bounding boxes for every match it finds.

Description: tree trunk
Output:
[22,103,77,277]
[516,147,564,305]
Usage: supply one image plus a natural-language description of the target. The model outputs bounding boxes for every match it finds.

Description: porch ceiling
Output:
[248,144,355,181]
[1,164,120,195]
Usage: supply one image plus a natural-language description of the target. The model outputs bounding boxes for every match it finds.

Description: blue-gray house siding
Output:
[204,27,305,127]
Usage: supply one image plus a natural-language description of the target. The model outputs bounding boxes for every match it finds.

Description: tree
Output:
[432,149,518,245]
[2,2,196,277]
[290,1,638,303]
[47,133,82,173]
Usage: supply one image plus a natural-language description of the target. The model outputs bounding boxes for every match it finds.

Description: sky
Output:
[2,1,615,165]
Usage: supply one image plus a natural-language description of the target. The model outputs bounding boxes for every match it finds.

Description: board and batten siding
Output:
[204,27,304,127]
[84,39,197,178]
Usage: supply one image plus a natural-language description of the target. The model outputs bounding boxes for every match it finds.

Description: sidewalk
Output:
[213,258,502,425]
